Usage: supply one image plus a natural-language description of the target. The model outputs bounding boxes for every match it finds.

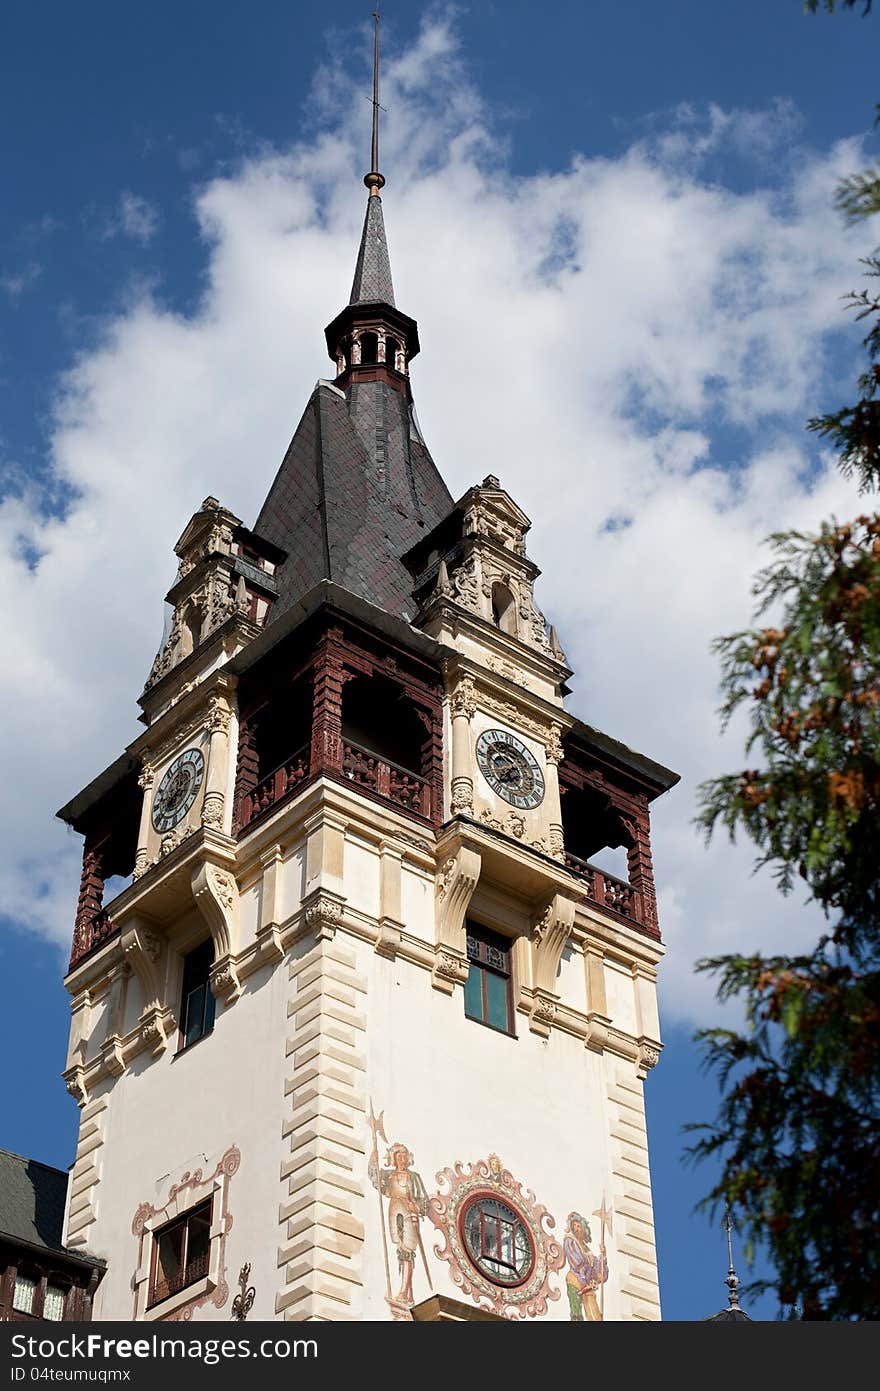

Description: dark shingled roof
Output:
[253,191,452,623]
[255,378,452,623]
[0,1149,69,1253]
[350,195,395,306]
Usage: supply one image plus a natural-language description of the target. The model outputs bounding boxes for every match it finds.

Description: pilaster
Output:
[277,938,368,1321]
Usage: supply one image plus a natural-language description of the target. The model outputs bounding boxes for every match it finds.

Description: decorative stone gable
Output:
[417,476,564,670]
[145,497,281,696]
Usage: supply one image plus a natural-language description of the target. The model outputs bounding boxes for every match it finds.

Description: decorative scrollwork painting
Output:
[427,1153,564,1319]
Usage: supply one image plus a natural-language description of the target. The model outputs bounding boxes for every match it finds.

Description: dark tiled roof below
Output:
[0,1149,69,1254]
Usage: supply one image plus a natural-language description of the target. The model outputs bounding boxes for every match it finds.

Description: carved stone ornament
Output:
[140,928,162,963]
[208,867,236,914]
[450,674,477,721]
[394,832,432,855]
[201,791,225,828]
[532,993,558,1025]
[303,889,344,940]
[451,779,474,814]
[207,695,232,736]
[544,725,564,766]
[428,1155,565,1319]
[640,1044,661,1072]
[450,556,481,612]
[435,950,463,982]
[137,762,155,792]
[438,858,457,901]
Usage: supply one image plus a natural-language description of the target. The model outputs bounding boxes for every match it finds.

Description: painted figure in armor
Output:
[563,1211,609,1321]
[368,1141,429,1304]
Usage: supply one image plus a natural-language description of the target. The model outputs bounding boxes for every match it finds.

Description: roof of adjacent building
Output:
[0,1149,69,1252]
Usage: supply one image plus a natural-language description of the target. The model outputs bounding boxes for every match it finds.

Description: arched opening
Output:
[360,332,379,365]
[254,677,312,784]
[560,785,632,873]
[491,582,517,635]
[180,604,203,658]
[341,673,430,814]
[342,674,425,773]
[385,336,400,371]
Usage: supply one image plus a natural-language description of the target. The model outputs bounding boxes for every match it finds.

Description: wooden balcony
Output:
[563,851,646,930]
[237,744,310,831]
[341,739,431,819]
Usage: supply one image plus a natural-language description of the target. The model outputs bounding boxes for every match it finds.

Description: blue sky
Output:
[2,0,879,1322]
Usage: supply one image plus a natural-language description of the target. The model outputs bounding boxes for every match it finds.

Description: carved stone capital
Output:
[207,694,232,737]
[545,724,564,766]
[201,790,225,828]
[450,674,477,721]
[637,1038,662,1079]
[302,888,345,941]
[451,778,474,815]
[210,953,241,1003]
[137,762,155,792]
[529,989,558,1038]
[64,1067,88,1108]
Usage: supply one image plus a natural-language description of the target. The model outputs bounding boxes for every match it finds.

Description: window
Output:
[149,1199,212,1308]
[43,1285,67,1321]
[461,1195,534,1286]
[12,1273,36,1315]
[179,940,216,1050]
[490,582,517,635]
[464,925,514,1035]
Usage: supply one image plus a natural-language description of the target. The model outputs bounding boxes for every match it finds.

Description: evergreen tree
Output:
[690,1,880,1321]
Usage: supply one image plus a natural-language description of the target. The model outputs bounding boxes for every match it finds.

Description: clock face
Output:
[476,729,545,809]
[151,748,205,833]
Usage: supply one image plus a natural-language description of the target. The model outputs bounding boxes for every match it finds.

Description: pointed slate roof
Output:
[253,182,453,624]
[349,194,395,306]
[254,378,452,623]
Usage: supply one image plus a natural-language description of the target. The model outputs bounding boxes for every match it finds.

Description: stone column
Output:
[133,762,155,881]
[202,694,232,830]
[450,673,476,816]
[544,723,565,861]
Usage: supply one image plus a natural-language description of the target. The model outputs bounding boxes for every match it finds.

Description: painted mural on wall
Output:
[366,1104,614,1320]
[563,1198,612,1321]
[367,1102,433,1318]
[428,1152,565,1320]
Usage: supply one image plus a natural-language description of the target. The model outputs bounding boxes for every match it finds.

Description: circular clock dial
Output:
[151,748,205,833]
[476,728,545,809]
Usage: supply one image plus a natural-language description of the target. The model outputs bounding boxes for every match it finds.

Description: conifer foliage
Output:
[690,1,880,1321]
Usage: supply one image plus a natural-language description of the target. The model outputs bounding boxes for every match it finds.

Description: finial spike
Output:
[723,1206,741,1310]
[365,11,386,196]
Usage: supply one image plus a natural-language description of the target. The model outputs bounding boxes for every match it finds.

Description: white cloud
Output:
[0,12,873,1028]
[102,191,160,244]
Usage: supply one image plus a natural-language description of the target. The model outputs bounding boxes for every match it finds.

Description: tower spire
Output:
[723,1207,741,1311]
[365,10,385,196]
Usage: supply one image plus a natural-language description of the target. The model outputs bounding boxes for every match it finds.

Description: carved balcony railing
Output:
[564,852,641,927]
[148,1251,211,1309]
[239,744,310,831]
[341,740,431,819]
[69,909,117,971]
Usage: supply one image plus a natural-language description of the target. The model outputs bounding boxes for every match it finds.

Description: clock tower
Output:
[56,21,678,1323]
